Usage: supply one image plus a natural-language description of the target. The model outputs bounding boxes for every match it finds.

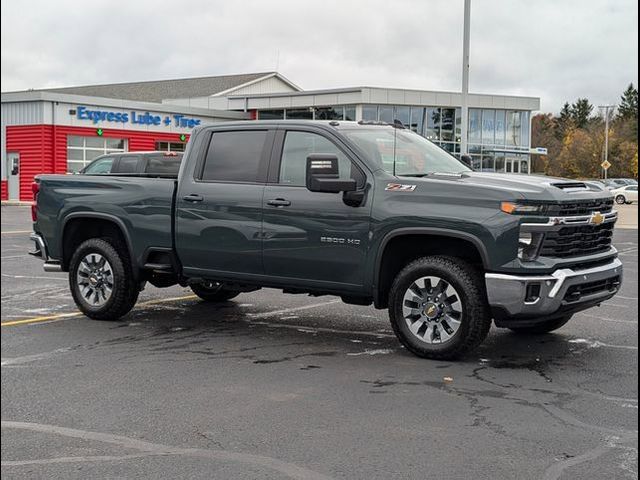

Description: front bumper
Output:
[486,257,623,321]
[29,232,62,272]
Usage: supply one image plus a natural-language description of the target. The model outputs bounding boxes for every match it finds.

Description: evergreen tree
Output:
[617,83,638,120]
[556,102,573,138]
[570,98,593,128]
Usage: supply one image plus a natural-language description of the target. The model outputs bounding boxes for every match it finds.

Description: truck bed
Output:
[35,174,177,268]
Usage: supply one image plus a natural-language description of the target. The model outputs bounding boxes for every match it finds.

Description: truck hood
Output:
[402,172,612,202]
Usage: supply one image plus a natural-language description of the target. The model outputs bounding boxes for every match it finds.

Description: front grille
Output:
[564,276,621,303]
[546,198,614,216]
[540,222,614,258]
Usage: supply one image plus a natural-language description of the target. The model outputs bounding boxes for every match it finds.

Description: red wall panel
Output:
[1,180,7,201]
[5,125,190,201]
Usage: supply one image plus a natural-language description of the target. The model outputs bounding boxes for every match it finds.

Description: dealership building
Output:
[1,72,539,201]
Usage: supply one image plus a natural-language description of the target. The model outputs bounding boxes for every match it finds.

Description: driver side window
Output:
[279,131,362,187]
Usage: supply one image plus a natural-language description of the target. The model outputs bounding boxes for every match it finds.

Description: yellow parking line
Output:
[1,230,32,235]
[1,294,199,327]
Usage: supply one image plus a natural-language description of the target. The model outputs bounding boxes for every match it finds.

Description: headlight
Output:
[518,231,545,261]
[501,202,548,215]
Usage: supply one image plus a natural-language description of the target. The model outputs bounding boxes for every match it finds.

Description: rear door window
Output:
[201,131,267,182]
[115,155,141,174]
[144,154,182,175]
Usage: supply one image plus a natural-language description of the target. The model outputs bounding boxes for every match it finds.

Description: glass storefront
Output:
[67,135,127,172]
[255,104,532,173]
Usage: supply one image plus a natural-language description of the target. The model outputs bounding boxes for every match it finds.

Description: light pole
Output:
[460,0,471,156]
[598,104,614,179]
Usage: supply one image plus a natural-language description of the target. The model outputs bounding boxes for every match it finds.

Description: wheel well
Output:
[62,218,129,270]
[376,234,485,309]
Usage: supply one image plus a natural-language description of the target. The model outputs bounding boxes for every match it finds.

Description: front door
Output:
[262,128,372,290]
[5,153,20,200]
[505,156,520,174]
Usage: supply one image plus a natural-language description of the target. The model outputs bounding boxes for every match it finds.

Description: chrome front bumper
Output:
[485,258,623,318]
[29,233,62,272]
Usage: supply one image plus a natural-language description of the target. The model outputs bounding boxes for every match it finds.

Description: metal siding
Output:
[5,124,191,201]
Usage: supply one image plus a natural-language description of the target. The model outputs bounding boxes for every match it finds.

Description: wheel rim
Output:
[616,196,625,204]
[402,276,463,345]
[76,253,114,307]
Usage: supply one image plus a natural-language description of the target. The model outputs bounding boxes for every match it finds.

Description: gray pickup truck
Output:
[30,120,623,359]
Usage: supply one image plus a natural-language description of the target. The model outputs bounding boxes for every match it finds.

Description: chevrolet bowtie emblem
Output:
[590,212,605,226]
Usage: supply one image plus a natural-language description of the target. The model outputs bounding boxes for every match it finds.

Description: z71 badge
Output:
[385,183,417,192]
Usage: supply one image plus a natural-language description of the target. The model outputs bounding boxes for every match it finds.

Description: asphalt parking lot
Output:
[1,204,637,480]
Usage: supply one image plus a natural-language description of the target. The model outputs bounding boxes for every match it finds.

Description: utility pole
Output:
[598,105,614,179]
[460,0,471,156]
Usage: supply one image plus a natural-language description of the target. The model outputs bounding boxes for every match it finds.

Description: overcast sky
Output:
[1,0,637,112]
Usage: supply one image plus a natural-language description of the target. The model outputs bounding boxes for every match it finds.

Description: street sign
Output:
[529,147,548,155]
[601,160,611,170]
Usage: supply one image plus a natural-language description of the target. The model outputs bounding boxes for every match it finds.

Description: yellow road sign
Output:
[601,160,611,170]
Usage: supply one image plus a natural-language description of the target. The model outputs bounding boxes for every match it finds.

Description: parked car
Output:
[80,151,183,177]
[603,178,638,189]
[30,121,623,360]
[610,184,638,204]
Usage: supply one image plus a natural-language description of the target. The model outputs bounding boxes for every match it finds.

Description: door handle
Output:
[183,194,204,203]
[267,198,291,207]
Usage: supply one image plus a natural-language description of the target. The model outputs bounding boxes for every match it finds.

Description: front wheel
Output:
[508,315,573,334]
[190,282,240,302]
[615,195,627,205]
[388,256,492,360]
[69,238,139,320]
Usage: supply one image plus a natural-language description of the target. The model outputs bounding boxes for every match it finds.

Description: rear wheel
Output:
[69,238,139,320]
[190,282,240,302]
[508,315,572,334]
[388,256,491,360]
[615,194,627,205]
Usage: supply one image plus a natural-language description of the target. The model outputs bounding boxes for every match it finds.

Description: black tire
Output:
[615,195,627,205]
[190,282,240,302]
[508,315,573,334]
[69,238,139,320]
[388,256,491,360]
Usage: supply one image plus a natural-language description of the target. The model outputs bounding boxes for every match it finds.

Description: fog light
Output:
[518,232,544,261]
[525,283,541,303]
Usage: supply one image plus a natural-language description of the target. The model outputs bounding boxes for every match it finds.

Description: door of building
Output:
[5,153,20,200]
[505,156,520,174]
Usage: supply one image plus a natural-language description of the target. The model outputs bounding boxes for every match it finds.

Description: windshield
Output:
[343,127,470,176]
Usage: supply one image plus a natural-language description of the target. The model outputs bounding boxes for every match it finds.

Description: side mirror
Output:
[306,154,357,193]
[460,154,473,170]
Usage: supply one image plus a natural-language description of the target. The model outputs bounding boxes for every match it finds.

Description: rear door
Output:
[262,127,372,290]
[175,127,275,278]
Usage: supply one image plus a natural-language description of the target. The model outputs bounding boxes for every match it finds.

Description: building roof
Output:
[18,72,291,103]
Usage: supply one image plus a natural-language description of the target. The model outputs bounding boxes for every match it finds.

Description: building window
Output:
[155,141,186,152]
[481,110,495,145]
[410,107,425,134]
[67,135,127,173]
[394,106,410,128]
[506,111,522,146]
[315,106,345,120]
[425,108,440,141]
[285,109,313,120]
[378,106,394,123]
[362,105,378,121]
[520,111,530,147]
[258,109,284,119]
[344,106,356,121]
[495,110,506,145]
[468,109,482,144]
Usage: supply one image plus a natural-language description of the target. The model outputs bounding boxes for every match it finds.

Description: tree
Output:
[557,102,573,138]
[617,83,638,120]
[570,98,594,128]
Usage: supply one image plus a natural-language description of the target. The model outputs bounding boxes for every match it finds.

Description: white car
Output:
[611,185,638,204]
